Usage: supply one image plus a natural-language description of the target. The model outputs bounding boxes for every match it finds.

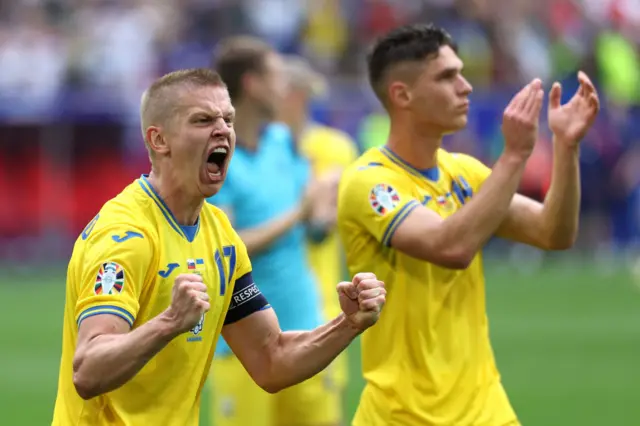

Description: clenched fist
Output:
[337,272,386,331]
[502,78,544,161]
[165,274,210,334]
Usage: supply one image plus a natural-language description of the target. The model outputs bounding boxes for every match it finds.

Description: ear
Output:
[145,126,170,156]
[388,81,412,108]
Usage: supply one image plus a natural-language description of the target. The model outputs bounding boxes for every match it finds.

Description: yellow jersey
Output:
[299,123,358,320]
[338,147,517,426]
[52,175,255,426]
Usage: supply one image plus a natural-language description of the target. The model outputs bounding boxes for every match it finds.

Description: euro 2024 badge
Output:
[187,258,205,337]
[369,183,400,215]
[94,262,125,295]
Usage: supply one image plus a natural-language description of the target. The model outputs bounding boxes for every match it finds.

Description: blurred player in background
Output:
[51,68,387,426]
[338,24,600,426]
[207,37,344,426]
[278,54,359,415]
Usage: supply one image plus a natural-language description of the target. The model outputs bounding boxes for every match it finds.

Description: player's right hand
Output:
[501,78,544,161]
[166,274,210,334]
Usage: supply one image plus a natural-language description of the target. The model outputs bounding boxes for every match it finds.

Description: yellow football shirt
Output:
[338,147,518,426]
[52,175,254,426]
[299,123,358,320]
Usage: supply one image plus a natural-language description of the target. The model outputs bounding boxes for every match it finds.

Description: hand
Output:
[502,78,545,161]
[548,71,600,147]
[165,274,210,334]
[337,272,386,331]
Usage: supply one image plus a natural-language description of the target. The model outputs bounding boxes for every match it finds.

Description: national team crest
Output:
[94,262,125,295]
[369,183,400,215]
[191,313,205,335]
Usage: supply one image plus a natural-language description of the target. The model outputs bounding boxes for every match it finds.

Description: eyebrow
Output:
[435,65,463,79]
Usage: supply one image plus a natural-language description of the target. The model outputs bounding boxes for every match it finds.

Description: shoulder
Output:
[302,124,358,163]
[77,182,158,250]
[342,149,408,188]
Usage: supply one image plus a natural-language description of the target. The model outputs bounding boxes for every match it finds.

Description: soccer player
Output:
[206,37,344,426]
[338,24,600,426]
[278,54,359,411]
[51,68,386,426]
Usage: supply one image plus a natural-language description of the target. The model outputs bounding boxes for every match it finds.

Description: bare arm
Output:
[497,142,580,250]
[222,275,384,393]
[390,152,527,269]
[72,313,178,399]
[496,72,600,250]
[72,274,209,399]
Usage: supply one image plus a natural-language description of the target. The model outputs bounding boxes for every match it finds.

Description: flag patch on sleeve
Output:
[94,262,125,295]
[369,183,400,215]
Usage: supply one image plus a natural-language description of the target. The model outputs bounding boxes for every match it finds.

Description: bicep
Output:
[75,314,130,362]
[221,307,280,381]
[388,204,462,265]
[496,193,547,248]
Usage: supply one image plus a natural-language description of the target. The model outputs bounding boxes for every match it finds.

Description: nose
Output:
[212,118,231,139]
[459,75,473,96]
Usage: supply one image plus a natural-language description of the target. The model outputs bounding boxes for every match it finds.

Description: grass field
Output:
[1,259,639,425]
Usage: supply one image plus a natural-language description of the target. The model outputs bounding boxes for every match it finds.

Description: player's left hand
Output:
[337,272,386,331]
[548,71,600,147]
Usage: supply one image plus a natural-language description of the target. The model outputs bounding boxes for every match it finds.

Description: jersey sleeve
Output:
[452,153,492,190]
[75,226,154,328]
[339,166,421,246]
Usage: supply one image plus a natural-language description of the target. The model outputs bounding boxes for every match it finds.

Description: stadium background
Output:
[1,0,639,424]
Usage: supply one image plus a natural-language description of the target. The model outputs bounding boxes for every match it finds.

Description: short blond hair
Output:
[140,68,226,152]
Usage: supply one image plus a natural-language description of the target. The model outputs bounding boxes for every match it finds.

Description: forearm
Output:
[72,312,177,399]
[260,314,359,393]
[239,206,304,255]
[539,140,581,247]
[443,153,527,255]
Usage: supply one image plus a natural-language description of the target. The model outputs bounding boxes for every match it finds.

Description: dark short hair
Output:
[367,24,457,104]
[212,36,273,102]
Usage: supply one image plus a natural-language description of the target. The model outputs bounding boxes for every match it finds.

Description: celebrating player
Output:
[206,36,345,426]
[51,68,386,426]
[338,24,599,426]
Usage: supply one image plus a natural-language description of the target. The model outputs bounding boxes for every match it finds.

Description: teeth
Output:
[211,171,221,176]
[213,147,227,154]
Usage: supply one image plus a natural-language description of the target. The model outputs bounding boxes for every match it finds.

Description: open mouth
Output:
[206,147,229,177]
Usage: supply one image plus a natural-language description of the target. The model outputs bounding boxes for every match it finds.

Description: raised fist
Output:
[337,272,386,331]
[165,274,210,334]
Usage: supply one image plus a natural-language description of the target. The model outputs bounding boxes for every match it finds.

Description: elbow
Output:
[73,371,99,400]
[440,248,475,270]
[252,371,285,394]
[72,353,101,400]
[545,235,576,251]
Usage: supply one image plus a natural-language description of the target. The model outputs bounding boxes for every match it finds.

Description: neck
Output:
[234,100,267,151]
[386,116,443,169]
[146,170,203,226]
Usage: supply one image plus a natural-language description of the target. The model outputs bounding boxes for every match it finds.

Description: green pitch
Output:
[1,259,639,425]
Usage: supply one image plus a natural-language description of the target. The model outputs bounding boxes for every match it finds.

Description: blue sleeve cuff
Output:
[77,305,135,328]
